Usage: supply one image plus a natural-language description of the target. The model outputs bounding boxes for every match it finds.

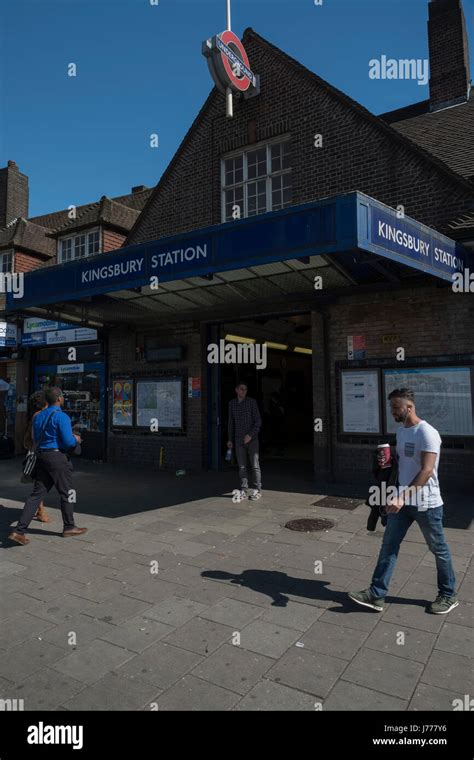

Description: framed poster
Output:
[340,369,381,434]
[136,378,183,429]
[383,367,474,437]
[112,379,134,427]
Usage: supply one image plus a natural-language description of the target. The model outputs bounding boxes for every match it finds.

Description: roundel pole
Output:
[226,0,233,118]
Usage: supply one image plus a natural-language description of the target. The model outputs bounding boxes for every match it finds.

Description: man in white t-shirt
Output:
[349,387,458,615]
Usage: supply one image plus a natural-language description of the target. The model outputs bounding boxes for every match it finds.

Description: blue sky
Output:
[1,0,473,216]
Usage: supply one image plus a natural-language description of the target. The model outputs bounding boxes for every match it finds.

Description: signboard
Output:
[347,335,366,360]
[384,367,474,437]
[22,323,97,347]
[23,318,71,333]
[188,377,201,398]
[46,328,98,345]
[341,369,380,433]
[136,378,182,429]
[57,364,84,374]
[8,193,469,312]
[0,322,18,347]
[202,30,260,96]
[112,379,133,427]
[370,208,466,279]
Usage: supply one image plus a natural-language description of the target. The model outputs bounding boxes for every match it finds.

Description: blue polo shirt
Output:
[33,405,77,451]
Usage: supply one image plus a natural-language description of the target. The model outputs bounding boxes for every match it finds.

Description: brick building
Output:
[4,0,474,488]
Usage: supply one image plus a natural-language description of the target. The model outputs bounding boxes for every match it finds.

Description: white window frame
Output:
[58,227,102,263]
[0,250,14,273]
[221,136,292,223]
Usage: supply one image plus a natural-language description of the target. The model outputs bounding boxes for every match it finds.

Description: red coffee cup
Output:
[377,443,391,469]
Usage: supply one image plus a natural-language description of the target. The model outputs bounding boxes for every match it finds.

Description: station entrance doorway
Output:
[207,313,313,475]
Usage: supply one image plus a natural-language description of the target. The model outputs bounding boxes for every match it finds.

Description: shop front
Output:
[22,318,106,460]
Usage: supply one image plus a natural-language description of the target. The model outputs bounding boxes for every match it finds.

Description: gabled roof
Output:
[381,97,474,181]
[0,218,55,257]
[30,187,152,231]
[127,27,474,246]
[47,196,141,237]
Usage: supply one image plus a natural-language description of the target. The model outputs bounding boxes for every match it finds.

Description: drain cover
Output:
[285,518,335,532]
[312,496,363,511]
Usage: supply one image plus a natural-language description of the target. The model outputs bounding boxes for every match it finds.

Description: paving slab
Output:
[11,668,86,711]
[161,617,234,656]
[299,621,369,660]
[60,672,160,711]
[191,643,274,696]
[234,680,317,710]
[156,674,240,711]
[323,680,408,711]
[409,682,470,711]
[51,639,135,685]
[421,650,474,694]
[266,648,347,698]
[115,641,203,689]
[141,596,208,627]
[342,648,425,700]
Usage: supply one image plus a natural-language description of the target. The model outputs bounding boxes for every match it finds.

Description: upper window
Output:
[58,228,101,263]
[0,251,13,273]
[222,139,292,222]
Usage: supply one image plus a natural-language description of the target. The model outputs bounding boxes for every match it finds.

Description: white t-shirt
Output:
[396,420,443,509]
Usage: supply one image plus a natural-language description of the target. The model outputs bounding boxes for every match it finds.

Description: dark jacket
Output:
[366,450,399,531]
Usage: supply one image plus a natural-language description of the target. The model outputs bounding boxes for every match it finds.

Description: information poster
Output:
[112,379,133,427]
[341,369,380,433]
[384,367,474,436]
[136,378,182,429]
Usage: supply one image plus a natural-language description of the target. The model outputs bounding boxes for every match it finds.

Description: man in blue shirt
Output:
[9,386,87,545]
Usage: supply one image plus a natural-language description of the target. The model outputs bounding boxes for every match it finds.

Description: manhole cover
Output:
[312,496,363,511]
[285,518,335,532]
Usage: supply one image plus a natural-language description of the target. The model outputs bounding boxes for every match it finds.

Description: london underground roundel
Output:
[202,30,260,98]
[218,30,253,92]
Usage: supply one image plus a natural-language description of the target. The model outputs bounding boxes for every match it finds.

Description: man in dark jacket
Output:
[227,381,262,500]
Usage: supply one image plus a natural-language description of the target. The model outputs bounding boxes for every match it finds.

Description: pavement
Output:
[0,458,472,711]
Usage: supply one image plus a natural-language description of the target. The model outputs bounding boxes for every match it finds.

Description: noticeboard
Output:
[340,369,381,434]
[136,378,183,429]
[383,367,474,437]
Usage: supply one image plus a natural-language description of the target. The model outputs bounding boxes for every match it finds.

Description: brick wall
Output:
[311,285,474,490]
[107,324,206,471]
[103,229,126,253]
[15,250,45,272]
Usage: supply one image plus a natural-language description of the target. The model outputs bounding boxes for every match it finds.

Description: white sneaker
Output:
[231,489,248,503]
[249,489,262,500]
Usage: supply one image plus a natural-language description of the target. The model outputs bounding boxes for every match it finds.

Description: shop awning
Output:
[7,192,470,322]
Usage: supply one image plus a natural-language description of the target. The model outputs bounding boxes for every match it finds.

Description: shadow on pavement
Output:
[202,569,433,611]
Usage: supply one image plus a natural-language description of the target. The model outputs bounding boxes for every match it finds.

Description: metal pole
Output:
[226,0,233,118]
[226,87,233,118]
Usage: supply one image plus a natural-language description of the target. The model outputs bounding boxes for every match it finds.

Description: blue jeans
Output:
[370,505,456,599]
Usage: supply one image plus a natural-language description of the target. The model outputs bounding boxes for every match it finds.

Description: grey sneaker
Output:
[429,595,459,615]
[348,589,384,612]
[249,489,262,500]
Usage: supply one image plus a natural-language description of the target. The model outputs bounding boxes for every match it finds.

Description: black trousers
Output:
[16,451,75,534]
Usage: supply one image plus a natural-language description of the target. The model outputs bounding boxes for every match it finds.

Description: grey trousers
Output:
[234,439,262,490]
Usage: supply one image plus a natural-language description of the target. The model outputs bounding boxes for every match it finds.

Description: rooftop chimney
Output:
[428,0,471,111]
[0,161,29,228]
